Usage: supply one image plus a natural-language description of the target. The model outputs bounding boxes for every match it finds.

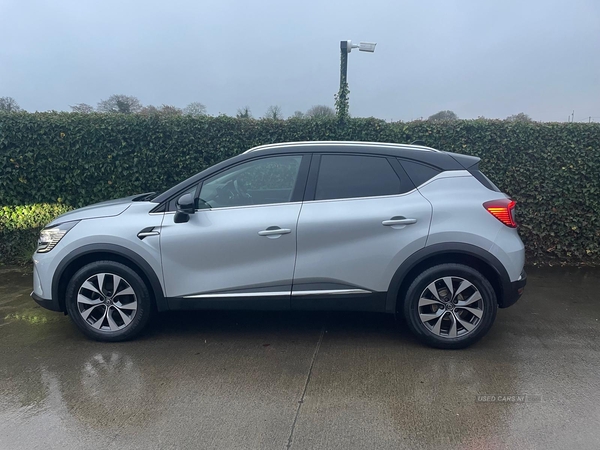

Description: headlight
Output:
[37,221,79,253]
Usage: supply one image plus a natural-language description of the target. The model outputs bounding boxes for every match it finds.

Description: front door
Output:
[160,154,306,309]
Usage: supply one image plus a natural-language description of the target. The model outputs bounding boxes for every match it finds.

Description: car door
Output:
[292,153,432,311]
[160,154,308,309]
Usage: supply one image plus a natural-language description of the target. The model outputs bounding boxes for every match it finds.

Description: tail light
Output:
[483,199,517,228]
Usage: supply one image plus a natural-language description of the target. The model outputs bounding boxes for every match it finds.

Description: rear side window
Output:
[315,155,402,200]
[399,159,441,187]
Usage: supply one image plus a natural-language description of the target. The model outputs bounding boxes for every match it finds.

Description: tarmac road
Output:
[0,266,599,450]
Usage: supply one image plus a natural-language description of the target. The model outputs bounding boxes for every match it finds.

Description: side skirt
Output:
[165,292,388,312]
[167,294,291,311]
[291,291,387,312]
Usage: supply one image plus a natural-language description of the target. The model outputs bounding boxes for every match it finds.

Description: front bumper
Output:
[31,291,62,312]
[500,269,527,308]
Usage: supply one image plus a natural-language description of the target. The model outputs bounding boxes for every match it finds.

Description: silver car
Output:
[32,141,526,348]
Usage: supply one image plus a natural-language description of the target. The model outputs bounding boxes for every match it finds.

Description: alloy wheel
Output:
[76,273,138,332]
[418,276,484,338]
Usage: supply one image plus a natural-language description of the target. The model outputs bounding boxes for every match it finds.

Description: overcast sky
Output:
[1,0,599,122]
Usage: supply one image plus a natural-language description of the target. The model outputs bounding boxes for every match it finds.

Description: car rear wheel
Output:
[65,261,154,341]
[403,263,497,349]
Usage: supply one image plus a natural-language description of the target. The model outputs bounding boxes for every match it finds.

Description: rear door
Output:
[292,153,432,311]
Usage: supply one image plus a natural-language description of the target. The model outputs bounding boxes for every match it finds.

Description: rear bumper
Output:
[500,270,527,308]
[31,291,62,312]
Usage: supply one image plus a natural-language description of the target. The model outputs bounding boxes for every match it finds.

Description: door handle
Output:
[137,227,160,240]
[258,227,291,237]
[382,216,417,226]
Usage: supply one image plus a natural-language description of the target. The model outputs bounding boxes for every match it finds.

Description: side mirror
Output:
[174,193,195,223]
[177,193,195,214]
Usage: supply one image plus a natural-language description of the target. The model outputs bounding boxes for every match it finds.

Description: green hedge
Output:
[1,112,599,266]
[0,204,72,264]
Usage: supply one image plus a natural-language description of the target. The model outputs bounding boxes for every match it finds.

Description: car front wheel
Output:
[65,261,154,341]
[403,263,497,349]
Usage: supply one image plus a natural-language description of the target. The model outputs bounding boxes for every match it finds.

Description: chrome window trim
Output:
[196,201,301,213]
[303,189,417,204]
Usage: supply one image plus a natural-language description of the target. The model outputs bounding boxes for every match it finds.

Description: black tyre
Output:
[403,263,497,349]
[65,261,154,342]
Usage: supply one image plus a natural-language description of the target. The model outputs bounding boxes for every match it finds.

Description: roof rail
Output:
[243,141,439,154]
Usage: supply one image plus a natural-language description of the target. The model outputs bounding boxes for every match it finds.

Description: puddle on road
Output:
[0,267,62,328]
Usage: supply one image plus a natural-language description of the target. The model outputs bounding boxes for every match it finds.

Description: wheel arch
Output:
[52,244,168,313]
[386,243,511,313]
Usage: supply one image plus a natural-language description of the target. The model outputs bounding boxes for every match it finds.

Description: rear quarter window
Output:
[398,159,441,187]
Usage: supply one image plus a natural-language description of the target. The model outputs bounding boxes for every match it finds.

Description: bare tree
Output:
[236,106,252,119]
[139,105,160,115]
[97,95,143,114]
[159,105,183,116]
[305,105,335,118]
[263,105,283,120]
[0,97,22,112]
[506,112,533,122]
[139,105,183,116]
[70,103,94,113]
[183,102,207,117]
[428,110,459,121]
[290,111,305,119]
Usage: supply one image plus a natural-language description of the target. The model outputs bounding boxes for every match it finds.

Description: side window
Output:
[315,155,402,200]
[399,159,441,187]
[199,155,302,208]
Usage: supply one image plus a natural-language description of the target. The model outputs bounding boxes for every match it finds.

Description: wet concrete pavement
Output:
[0,267,599,450]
